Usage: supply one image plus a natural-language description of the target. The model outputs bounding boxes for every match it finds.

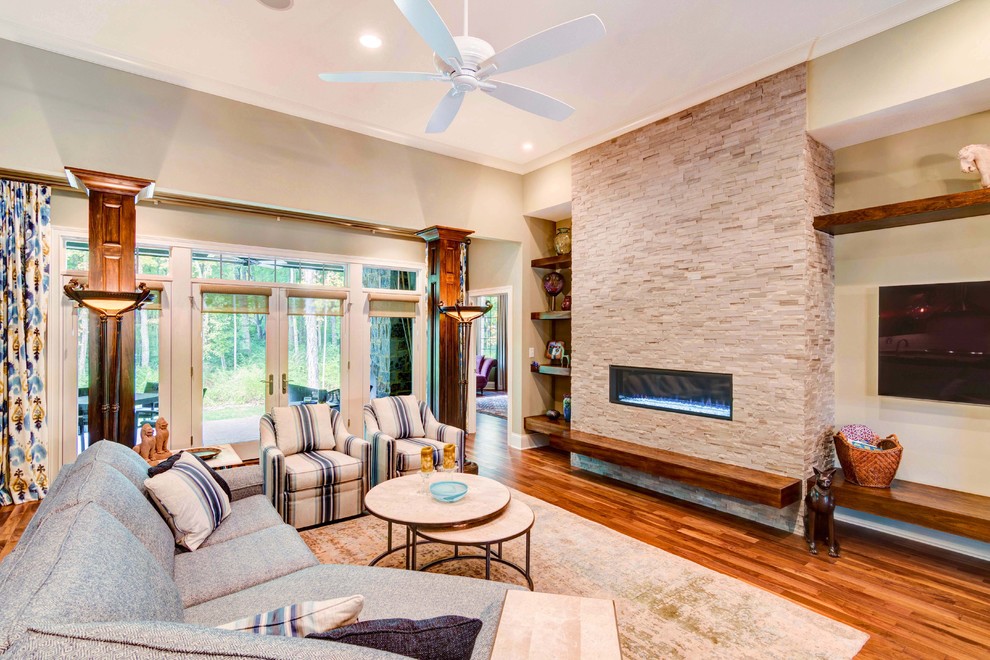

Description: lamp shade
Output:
[63,279,152,316]
[438,301,492,323]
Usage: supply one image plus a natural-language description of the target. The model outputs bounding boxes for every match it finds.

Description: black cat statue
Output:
[805,466,840,558]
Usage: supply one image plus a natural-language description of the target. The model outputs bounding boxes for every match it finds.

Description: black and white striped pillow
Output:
[371,395,426,439]
[145,451,231,550]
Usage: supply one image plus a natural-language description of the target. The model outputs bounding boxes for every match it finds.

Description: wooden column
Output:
[67,168,153,446]
[417,226,473,428]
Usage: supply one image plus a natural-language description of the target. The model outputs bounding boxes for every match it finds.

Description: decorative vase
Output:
[553,227,572,255]
[563,395,571,422]
[561,295,572,311]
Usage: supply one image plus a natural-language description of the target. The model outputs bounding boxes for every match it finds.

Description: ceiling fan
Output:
[318,0,606,133]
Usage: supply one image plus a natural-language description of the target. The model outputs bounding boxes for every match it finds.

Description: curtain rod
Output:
[0,166,422,241]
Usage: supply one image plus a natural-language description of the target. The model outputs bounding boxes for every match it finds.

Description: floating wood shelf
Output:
[531,311,572,321]
[813,188,990,235]
[831,470,990,543]
[523,416,801,508]
[530,364,571,376]
[530,254,571,269]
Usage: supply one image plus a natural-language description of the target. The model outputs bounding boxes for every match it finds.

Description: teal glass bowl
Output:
[429,481,468,503]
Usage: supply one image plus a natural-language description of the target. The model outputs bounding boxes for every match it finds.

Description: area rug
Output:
[476,393,507,419]
[301,490,869,659]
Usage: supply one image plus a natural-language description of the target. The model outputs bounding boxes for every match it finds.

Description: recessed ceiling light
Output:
[360,34,383,49]
[522,142,534,152]
[256,0,293,10]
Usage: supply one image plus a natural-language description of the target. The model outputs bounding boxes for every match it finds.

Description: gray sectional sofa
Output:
[0,440,516,658]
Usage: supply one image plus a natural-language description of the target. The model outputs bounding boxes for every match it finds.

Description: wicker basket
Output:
[833,432,903,488]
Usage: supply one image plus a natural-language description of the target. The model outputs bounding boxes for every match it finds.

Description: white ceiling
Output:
[0,0,958,173]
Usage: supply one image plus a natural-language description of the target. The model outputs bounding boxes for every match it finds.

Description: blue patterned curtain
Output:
[1,180,51,506]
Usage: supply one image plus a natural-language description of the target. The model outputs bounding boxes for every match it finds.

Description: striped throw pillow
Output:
[371,396,426,440]
[145,451,231,551]
[272,404,336,456]
[218,595,364,636]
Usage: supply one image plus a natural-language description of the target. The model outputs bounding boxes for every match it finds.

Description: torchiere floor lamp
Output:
[438,300,493,432]
[64,279,152,447]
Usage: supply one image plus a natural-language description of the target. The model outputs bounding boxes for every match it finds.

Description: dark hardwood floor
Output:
[3,414,987,659]
[470,413,990,660]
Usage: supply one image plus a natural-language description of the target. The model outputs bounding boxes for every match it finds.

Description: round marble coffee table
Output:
[364,473,511,570]
[416,499,535,590]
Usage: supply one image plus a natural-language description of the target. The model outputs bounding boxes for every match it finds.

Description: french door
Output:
[192,284,347,446]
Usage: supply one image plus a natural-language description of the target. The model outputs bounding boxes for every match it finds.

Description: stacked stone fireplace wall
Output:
[569,64,834,530]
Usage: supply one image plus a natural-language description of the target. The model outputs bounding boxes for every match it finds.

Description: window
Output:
[369,293,418,399]
[287,293,345,410]
[192,251,345,286]
[64,240,171,276]
[363,267,417,291]
[476,295,499,359]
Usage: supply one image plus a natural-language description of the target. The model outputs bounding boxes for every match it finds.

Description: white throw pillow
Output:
[145,451,231,551]
[272,404,337,456]
[371,395,426,439]
[218,595,364,636]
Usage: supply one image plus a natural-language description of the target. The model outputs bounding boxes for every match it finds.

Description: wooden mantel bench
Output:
[523,416,802,508]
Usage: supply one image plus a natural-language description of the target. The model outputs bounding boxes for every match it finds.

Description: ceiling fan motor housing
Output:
[435,36,495,91]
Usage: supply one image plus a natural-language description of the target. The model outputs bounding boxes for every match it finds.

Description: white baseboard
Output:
[509,432,548,450]
[835,508,990,561]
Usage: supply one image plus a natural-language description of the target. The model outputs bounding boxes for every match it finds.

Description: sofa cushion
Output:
[198,494,284,549]
[6,620,400,659]
[151,451,233,499]
[273,404,337,456]
[218,595,364,636]
[394,438,445,473]
[309,616,483,660]
[173,524,318,607]
[74,438,152,491]
[146,451,232,551]
[16,460,176,573]
[184,565,519,660]
[371,396,426,440]
[0,502,184,653]
[223,464,265,500]
[285,450,362,491]
[17,461,75,545]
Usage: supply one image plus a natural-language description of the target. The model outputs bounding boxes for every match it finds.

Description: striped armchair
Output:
[260,404,370,529]
[363,395,465,486]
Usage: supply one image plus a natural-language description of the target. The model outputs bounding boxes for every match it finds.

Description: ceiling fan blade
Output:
[318,71,444,83]
[426,89,464,133]
[479,14,605,77]
[393,0,462,68]
[485,82,574,121]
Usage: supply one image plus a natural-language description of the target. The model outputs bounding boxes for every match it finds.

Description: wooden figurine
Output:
[152,417,171,461]
[805,466,840,558]
[134,424,155,462]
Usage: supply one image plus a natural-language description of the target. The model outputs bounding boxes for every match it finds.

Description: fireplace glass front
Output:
[609,365,732,420]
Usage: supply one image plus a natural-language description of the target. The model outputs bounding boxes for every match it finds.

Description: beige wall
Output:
[809,0,990,137]
[522,158,571,218]
[834,115,990,497]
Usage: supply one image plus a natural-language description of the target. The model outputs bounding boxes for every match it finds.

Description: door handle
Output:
[267,374,274,395]
[282,373,288,395]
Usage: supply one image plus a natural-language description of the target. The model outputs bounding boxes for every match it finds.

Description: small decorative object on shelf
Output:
[531,360,540,369]
[562,351,571,369]
[135,424,155,463]
[833,424,902,487]
[546,340,565,363]
[442,443,456,471]
[542,271,565,310]
[563,395,572,422]
[958,144,990,188]
[153,417,171,461]
[553,227,572,255]
[420,446,434,493]
[804,467,839,558]
[561,294,572,311]
[545,409,561,421]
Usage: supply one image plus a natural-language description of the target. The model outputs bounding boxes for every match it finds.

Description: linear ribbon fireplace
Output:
[609,365,733,420]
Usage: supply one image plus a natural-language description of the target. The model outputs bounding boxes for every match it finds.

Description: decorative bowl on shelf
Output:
[429,481,468,503]
[185,447,221,461]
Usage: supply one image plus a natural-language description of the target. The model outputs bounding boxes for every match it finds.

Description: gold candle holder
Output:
[443,443,456,471]
[420,446,434,494]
